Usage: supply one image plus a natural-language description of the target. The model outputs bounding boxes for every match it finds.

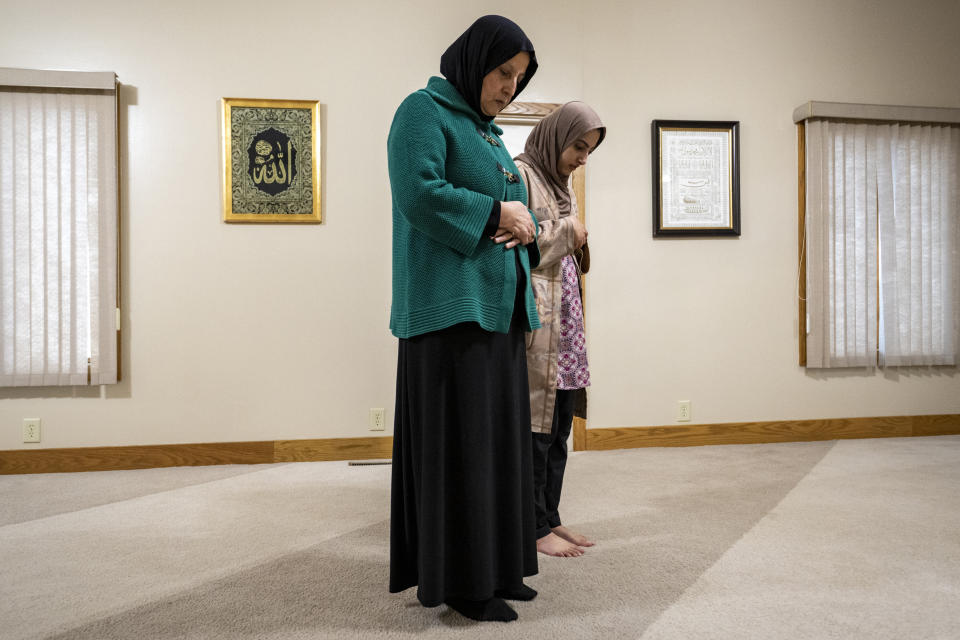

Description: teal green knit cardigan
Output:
[388,77,541,339]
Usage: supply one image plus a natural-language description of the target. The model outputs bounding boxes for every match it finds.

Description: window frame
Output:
[0,67,121,386]
[795,101,960,368]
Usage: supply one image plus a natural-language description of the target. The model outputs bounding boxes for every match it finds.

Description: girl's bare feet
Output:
[536,532,584,557]
[551,525,595,547]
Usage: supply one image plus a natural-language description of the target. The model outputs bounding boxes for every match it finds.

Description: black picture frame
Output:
[652,120,740,237]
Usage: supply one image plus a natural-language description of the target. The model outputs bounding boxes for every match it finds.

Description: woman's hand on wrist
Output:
[493,201,535,247]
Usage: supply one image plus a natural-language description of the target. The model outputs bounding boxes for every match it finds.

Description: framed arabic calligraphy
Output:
[221,98,321,223]
[652,120,740,237]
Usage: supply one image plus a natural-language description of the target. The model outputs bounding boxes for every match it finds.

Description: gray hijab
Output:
[515,101,605,216]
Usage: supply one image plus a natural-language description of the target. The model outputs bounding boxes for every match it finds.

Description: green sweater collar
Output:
[425,76,503,135]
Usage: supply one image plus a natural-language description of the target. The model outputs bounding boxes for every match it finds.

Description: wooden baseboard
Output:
[274,436,393,463]
[583,414,960,451]
[573,417,586,451]
[2,414,957,474]
[0,436,393,475]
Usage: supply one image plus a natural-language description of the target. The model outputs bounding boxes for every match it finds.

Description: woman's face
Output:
[557,128,602,178]
[479,51,530,117]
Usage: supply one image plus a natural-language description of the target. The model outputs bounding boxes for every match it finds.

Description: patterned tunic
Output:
[556,255,590,389]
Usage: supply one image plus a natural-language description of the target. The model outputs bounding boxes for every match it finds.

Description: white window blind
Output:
[805,120,879,367]
[0,68,118,386]
[878,123,959,366]
[799,102,960,368]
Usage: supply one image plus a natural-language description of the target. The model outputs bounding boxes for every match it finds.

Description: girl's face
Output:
[479,51,530,117]
[557,128,602,177]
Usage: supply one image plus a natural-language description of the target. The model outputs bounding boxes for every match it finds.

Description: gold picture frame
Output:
[220,98,321,223]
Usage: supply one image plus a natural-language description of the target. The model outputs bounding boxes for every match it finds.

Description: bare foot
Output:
[536,532,584,557]
[551,525,595,547]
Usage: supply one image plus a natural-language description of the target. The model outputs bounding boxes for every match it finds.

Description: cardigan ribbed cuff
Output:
[483,201,501,237]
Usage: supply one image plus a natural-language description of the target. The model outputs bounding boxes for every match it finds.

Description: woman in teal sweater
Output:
[387,15,542,623]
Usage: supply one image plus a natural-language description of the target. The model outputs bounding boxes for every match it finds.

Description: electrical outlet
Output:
[22,418,41,443]
[369,408,385,431]
[676,401,691,423]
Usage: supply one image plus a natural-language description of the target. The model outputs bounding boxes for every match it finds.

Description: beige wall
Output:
[580,0,960,428]
[0,0,957,449]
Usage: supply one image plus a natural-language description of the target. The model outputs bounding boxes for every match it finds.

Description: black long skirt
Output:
[389,315,538,606]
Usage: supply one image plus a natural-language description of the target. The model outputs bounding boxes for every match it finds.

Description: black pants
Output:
[531,388,576,540]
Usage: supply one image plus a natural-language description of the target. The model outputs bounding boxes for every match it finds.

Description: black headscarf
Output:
[440,15,538,121]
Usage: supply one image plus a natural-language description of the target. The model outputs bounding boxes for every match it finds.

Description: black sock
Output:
[445,596,518,622]
[495,584,537,601]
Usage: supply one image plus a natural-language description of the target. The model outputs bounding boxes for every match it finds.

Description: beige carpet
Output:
[1,436,958,639]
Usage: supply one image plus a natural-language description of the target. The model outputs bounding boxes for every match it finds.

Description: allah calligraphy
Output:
[248,129,298,195]
[221,98,322,223]
[652,120,740,237]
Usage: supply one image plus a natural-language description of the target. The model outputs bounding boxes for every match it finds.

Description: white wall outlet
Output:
[676,401,691,423]
[369,408,385,431]
[22,418,41,443]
